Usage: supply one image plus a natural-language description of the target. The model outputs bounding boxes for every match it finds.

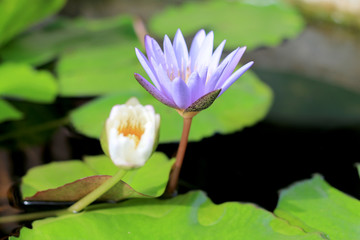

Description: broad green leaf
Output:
[21,153,174,201]
[0,99,22,123]
[2,15,139,67]
[0,16,144,96]
[0,62,58,102]
[24,175,154,202]
[55,16,143,96]
[21,160,96,198]
[357,163,360,178]
[57,35,142,96]
[275,175,360,240]
[148,0,305,50]
[11,191,326,239]
[0,0,65,47]
[70,71,273,142]
[1,16,135,66]
[85,155,174,197]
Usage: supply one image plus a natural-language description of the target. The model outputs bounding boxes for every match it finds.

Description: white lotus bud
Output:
[101,97,160,169]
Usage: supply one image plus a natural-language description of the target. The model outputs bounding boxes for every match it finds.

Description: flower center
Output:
[167,59,192,83]
[117,120,145,147]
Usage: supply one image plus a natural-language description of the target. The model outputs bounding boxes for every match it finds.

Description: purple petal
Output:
[144,35,154,61]
[134,73,178,108]
[198,66,208,81]
[189,29,206,70]
[187,72,205,103]
[205,61,229,93]
[151,38,166,68]
[207,40,226,77]
[172,77,191,109]
[163,35,179,74]
[150,59,174,100]
[218,61,254,97]
[173,29,189,79]
[193,31,214,71]
[135,48,161,89]
[215,47,246,89]
[204,46,238,91]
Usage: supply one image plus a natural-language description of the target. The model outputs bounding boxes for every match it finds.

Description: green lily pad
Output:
[0,15,145,97]
[0,62,58,102]
[57,33,142,96]
[21,153,174,201]
[1,16,136,66]
[0,62,58,124]
[0,99,23,123]
[11,191,326,239]
[0,0,65,47]
[24,175,155,202]
[148,0,305,50]
[70,70,273,143]
[275,175,360,240]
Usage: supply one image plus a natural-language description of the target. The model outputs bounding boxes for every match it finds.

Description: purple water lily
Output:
[134,29,253,116]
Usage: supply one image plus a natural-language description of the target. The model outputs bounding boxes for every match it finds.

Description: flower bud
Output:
[100,97,160,169]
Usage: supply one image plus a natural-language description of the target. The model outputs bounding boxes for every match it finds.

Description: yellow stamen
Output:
[117,120,145,147]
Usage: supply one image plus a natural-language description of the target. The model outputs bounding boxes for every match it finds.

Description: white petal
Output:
[103,100,160,169]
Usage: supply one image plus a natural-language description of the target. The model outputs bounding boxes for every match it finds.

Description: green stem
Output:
[0,209,68,224]
[68,169,128,213]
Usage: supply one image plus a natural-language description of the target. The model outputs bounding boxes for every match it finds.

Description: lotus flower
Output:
[101,97,160,169]
[134,29,254,117]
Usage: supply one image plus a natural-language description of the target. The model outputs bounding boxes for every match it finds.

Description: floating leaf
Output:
[57,34,142,96]
[0,62,58,102]
[275,175,360,239]
[148,0,305,50]
[0,15,145,96]
[86,154,175,197]
[11,191,326,239]
[0,0,65,47]
[21,153,174,202]
[0,99,22,123]
[0,62,58,124]
[1,16,139,66]
[24,175,152,202]
[70,71,272,142]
